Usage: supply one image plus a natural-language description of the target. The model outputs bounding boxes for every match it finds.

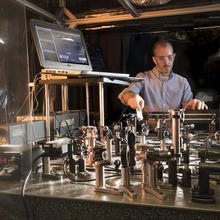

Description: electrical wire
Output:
[52,110,73,138]
[21,151,48,220]
[61,127,80,139]
[117,107,129,123]
[62,120,72,137]
[13,73,41,123]
[22,170,32,220]
[32,85,44,113]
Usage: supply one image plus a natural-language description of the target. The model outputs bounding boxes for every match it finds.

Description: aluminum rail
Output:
[14,0,57,21]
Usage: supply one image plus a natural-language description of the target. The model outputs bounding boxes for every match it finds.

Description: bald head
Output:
[153,39,174,56]
[152,39,175,76]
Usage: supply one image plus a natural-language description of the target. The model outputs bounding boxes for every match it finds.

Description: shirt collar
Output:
[152,67,173,81]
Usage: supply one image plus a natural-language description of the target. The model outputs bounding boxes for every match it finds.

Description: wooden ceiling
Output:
[27,0,220,32]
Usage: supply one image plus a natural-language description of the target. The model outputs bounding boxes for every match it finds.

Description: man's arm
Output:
[181,78,208,110]
[118,89,144,111]
[118,72,145,110]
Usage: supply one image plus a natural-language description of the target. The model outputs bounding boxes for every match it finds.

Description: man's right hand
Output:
[184,99,208,110]
[127,94,144,111]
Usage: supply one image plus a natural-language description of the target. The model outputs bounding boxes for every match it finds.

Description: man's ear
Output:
[152,56,157,65]
[173,53,176,61]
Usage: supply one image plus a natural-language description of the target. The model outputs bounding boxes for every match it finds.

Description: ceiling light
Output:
[130,0,172,7]
[84,25,118,30]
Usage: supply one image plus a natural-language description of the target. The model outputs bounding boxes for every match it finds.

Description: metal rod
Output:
[98,82,104,127]
[141,160,148,188]
[172,113,180,155]
[185,118,214,121]
[61,85,68,111]
[118,0,140,17]
[45,84,50,141]
[185,113,215,116]
[105,138,113,162]
[15,0,57,21]
[43,157,50,174]
[121,167,130,187]
[95,162,104,188]
[147,163,156,188]
[85,82,90,126]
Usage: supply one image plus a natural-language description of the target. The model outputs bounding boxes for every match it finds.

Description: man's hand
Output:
[184,99,208,110]
[127,94,144,111]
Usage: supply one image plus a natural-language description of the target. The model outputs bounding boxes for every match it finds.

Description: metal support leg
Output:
[94,162,122,195]
[144,162,166,200]
[61,85,68,111]
[98,82,105,127]
[45,84,50,141]
[43,157,50,174]
[44,84,51,174]
[85,82,90,126]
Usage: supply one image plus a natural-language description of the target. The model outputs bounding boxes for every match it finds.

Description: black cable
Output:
[53,113,74,139]
[61,127,78,138]
[21,151,48,220]
[63,157,95,182]
[63,120,72,137]
[118,107,129,122]
[52,111,61,137]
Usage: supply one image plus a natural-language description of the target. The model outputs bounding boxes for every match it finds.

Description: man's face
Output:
[152,44,175,76]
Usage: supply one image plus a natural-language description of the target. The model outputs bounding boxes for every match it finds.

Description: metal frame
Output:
[40,77,129,140]
[118,0,140,17]
[14,0,57,21]
[65,3,220,28]
[15,0,220,29]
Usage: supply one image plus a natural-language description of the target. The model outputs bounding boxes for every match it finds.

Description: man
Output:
[118,39,208,112]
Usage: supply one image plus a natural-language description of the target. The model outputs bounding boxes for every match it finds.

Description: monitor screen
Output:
[30,19,92,71]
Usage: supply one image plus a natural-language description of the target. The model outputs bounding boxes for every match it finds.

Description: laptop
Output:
[29,19,131,80]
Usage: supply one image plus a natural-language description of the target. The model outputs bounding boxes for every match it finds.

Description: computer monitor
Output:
[29,19,92,72]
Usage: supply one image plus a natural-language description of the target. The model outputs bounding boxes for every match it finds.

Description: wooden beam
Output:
[64,8,77,20]
[65,3,220,28]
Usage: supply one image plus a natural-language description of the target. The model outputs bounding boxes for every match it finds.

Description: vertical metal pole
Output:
[44,84,51,174]
[172,112,181,155]
[169,110,181,156]
[142,160,148,188]
[85,82,90,126]
[98,82,104,126]
[105,138,113,162]
[95,162,104,188]
[45,84,50,141]
[147,163,156,188]
[61,85,68,111]
[43,157,50,174]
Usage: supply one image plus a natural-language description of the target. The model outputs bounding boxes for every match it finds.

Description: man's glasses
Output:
[154,54,175,61]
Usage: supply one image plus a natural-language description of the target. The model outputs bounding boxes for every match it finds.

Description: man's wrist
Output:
[123,91,137,104]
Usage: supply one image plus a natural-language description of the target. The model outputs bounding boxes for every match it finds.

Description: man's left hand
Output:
[184,99,208,110]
